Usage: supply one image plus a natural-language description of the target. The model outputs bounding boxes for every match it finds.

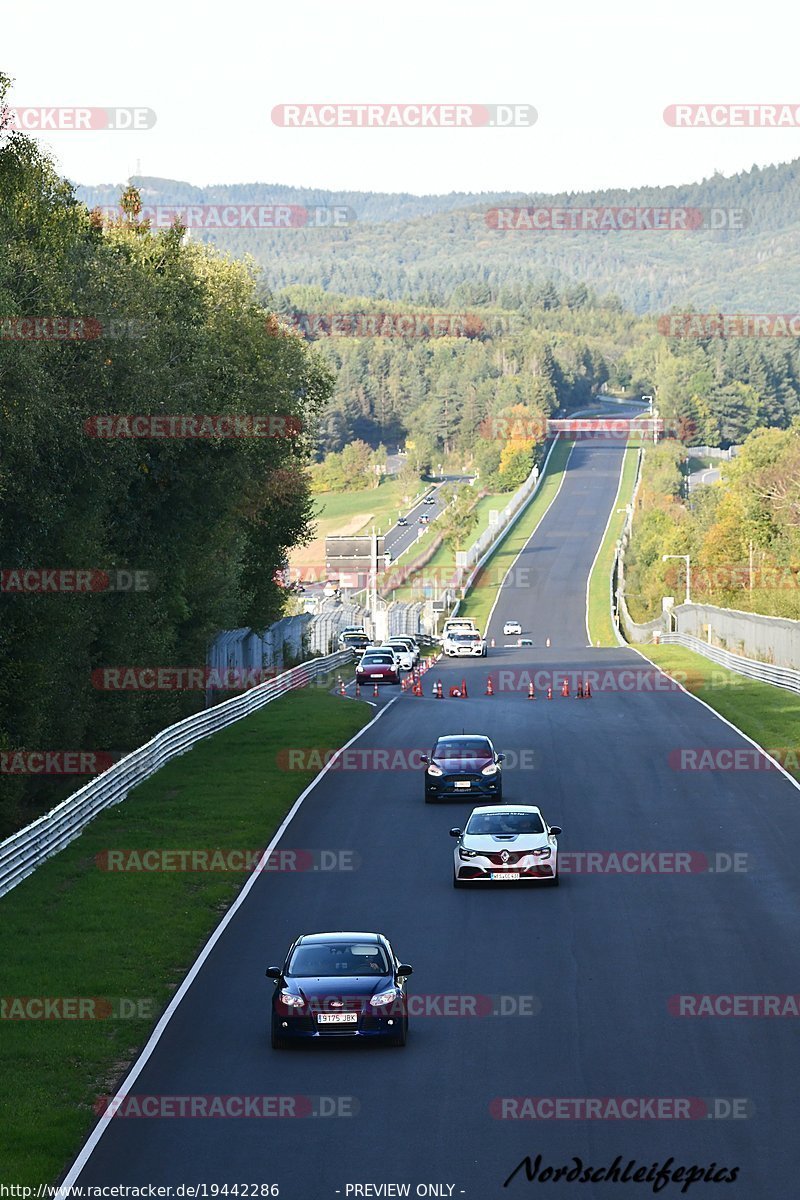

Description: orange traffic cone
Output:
[355,682,361,698]
[491,637,496,648]
[547,686,553,701]
[528,681,536,700]
[373,682,379,698]
[434,679,443,699]
[449,686,461,697]
[561,677,569,698]
[340,679,346,696]
[584,677,592,699]
[486,676,494,696]
[576,679,584,699]
[461,678,468,699]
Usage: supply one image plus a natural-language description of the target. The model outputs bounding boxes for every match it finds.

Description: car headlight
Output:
[459,847,478,859]
[370,988,399,1007]
[481,763,498,776]
[427,764,443,776]
[531,847,551,858]
[278,990,305,1007]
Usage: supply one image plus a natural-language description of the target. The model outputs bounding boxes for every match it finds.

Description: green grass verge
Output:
[637,644,800,781]
[311,477,423,536]
[0,679,371,1184]
[457,439,574,632]
[586,447,640,647]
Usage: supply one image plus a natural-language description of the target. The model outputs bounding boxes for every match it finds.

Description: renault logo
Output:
[501,850,510,863]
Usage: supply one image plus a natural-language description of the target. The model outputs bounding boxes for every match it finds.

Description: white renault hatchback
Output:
[450,805,561,887]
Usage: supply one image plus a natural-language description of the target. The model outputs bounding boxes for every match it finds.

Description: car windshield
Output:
[435,738,491,758]
[466,811,545,835]
[288,942,390,976]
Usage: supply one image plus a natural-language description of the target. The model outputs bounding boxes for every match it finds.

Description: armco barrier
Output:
[658,633,800,695]
[0,650,351,899]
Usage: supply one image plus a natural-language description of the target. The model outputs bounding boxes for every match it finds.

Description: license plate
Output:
[371,673,384,678]
[454,781,471,789]
[317,1012,358,1024]
[491,871,520,880]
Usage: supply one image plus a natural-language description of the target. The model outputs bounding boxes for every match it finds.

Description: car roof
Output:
[437,733,491,742]
[296,931,387,944]
[468,804,543,817]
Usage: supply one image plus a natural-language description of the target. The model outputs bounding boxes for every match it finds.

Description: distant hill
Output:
[74,159,800,314]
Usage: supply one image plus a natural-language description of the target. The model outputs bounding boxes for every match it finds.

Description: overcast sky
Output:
[5,0,800,195]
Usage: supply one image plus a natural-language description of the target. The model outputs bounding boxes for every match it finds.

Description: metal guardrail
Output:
[658,633,800,694]
[0,649,351,899]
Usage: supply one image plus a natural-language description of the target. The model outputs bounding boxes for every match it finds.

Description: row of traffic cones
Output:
[477,675,593,700]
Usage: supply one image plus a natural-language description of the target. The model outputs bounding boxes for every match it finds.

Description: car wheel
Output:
[453,870,466,889]
[271,1019,290,1050]
[425,793,437,804]
[390,1016,408,1046]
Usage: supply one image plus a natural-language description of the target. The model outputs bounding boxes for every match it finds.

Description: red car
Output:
[355,651,400,686]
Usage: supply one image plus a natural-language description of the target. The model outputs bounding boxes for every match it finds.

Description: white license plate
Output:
[317,1012,358,1024]
[454,781,471,789]
[491,871,520,880]
[371,673,384,678]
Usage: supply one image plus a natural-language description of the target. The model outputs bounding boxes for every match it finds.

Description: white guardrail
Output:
[658,633,800,695]
[0,649,351,899]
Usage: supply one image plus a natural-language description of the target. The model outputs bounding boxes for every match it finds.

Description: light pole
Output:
[662,554,691,605]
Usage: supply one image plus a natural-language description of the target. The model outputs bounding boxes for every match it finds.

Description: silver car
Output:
[450,805,561,887]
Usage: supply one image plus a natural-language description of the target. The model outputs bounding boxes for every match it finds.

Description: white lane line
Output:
[584,448,628,648]
[626,641,800,795]
[61,697,399,1186]
[485,439,574,638]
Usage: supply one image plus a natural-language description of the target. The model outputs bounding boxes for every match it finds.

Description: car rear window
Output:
[362,654,393,664]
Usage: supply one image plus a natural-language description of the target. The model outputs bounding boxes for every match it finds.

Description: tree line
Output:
[0,76,331,836]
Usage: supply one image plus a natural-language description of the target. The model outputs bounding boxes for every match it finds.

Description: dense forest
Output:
[625,426,800,623]
[76,160,800,315]
[0,77,331,835]
[270,286,800,464]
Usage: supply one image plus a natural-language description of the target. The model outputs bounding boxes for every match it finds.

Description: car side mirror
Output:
[421,754,429,764]
[549,826,562,837]
[397,964,413,977]
[496,753,506,763]
[449,828,462,838]
[265,966,283,979]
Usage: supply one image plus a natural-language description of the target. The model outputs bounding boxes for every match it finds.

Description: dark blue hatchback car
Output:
[267,931,413,1048]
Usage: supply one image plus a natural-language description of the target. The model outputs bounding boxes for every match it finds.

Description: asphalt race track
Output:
[70,437,800,1197]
